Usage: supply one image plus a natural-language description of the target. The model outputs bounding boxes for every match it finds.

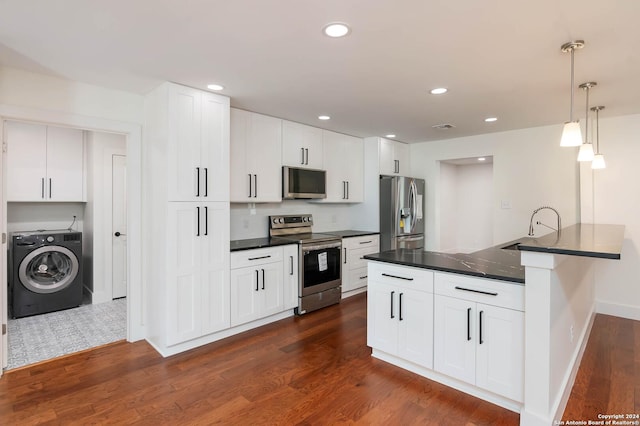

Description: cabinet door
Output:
[434,295,476,384]
[342,135,364,202]
[475,304,524,402]
[322,130,349,202]
[367,280,398,355]
[200,202,230,335]
[247,113,282,202]
[46,126,84,201]
[166,203,202,345]
[230,108,250,201]
[283,245,299,310]
[6,121,47,201]
[259,262,284,317]
[379,138,396,175]
[397,288,433,368]
[394,142,410,176]
[200,92,229,202]
[230,267,262,327]
[282,120,323,169]
[168,84,202,201]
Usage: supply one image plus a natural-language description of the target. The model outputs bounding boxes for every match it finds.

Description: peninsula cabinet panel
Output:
[283,244,299,310]
[6,121,84,202]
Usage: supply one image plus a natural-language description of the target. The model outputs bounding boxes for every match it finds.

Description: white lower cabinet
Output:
[367,262,434,368]
[341,235,379,296]
[433,272,524,402]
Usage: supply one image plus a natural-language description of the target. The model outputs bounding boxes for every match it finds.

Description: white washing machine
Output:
[9,231,83,318]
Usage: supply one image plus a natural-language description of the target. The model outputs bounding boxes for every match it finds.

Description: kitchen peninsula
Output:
[365,223,625,426]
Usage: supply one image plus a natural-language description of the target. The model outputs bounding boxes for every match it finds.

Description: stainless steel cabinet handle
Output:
[467,308,472,341]
[454,286,498,296]
[390,291,395,319]
[382,273,413,281]
[196,167,200,196]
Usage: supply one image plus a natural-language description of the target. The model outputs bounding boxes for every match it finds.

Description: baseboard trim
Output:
[595,300,640,321]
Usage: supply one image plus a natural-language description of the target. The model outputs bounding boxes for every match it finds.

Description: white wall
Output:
[439,162,493,253]
[230,200,354,240]
[410,123,579,251]
[7,202,84,234]
[580,113,640,320]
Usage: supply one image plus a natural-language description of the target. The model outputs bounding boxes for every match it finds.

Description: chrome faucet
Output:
[528,206,562,236]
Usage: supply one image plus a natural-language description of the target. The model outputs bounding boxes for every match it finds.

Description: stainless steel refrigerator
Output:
[380,175,425,251]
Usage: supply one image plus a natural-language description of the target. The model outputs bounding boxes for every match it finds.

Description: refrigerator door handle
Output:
[410,180,418,232]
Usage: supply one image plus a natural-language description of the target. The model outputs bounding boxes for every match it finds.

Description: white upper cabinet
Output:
[379,138,409,176]
[282,120,323,169]
[167,84,229,202]
[321,130,364,203]
[6,121,84,202]
[230,108,282,202]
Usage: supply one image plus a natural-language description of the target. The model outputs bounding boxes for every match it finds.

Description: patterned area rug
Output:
[7,298,126,370]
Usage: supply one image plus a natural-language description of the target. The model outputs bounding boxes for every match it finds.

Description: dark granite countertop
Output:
[327,230,380,238]
[230,237,296,252]
[516,223,625,259]
[364,245,525,284]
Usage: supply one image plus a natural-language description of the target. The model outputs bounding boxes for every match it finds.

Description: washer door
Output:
[18,246,79,294]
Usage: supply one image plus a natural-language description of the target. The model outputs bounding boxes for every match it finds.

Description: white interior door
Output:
[112,154,127,299]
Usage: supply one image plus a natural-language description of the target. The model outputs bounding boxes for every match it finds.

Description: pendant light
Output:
[591,106,606,169]
[560,40,585,147]
[577,82,596,161]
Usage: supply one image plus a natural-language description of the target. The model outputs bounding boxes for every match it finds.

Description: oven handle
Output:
[302,241,342,252]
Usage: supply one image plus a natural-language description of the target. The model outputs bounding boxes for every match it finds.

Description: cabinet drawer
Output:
[434,272,524,311]
[345,235,379,250]
[231,246,284,269]
[368,262,433,293]
[348,246,377,270]
[345,267,369,292]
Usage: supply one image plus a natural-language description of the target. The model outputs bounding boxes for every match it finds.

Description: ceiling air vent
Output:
[432,123,455,130]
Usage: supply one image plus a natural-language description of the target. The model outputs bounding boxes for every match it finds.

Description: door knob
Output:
[114,232,126,237]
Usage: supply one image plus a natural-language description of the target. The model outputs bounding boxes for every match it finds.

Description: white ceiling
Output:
[1,0,638,143]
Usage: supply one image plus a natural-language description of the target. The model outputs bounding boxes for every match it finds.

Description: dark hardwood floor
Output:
[0,294,636,425]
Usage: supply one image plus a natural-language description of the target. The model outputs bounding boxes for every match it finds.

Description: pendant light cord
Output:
[595,108,600,153]
[570,48,575,122]
[584,86,589,143]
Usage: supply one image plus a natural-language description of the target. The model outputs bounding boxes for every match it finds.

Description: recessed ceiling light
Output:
[207,84,224,91]
[318,115,331,120]
[385,134,396,138]
[430,88,448,95]
[478,157,486,161]
[323,22,350,38]
[484,117,498,122]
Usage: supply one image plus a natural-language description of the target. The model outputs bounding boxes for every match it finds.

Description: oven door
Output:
[301,241,342,297]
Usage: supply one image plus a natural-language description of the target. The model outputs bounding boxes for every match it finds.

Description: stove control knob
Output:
[46,236,54,243]
[272,218,278,224]
[302,217,308,222]
[278,217,284,223]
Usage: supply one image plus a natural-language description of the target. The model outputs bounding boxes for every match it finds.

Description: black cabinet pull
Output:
[261,269,265,290]
[248,174,252,197]
[41,178,45,199]
[399,293,404,321]
[196,207,200,236]
[305,148,309,165]
[390,291,395,319]
[204,168,208,197]
[301,148,305,165]
[253,174,257,198]
[346,181,349,199]
[359,275,368,280]
[342,181,346,199]
[382,273,413,281]
[290,256,294,275]
[454,286,498,297]
[248,255,271,261]
[467,307,471,341]
[255,270,259,291]
[204,206,208,236]
[196,167,200,197]
[49,178,52,198]
[479,310,484,344]
[344,248,347,264]
[359,240,372,245]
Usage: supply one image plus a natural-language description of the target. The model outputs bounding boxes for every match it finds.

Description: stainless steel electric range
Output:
[269,214,342,314]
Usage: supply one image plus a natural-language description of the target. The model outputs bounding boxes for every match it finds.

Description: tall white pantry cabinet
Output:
[144,82,231,354]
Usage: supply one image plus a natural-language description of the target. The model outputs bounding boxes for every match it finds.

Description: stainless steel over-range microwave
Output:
[282,166,326,199]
